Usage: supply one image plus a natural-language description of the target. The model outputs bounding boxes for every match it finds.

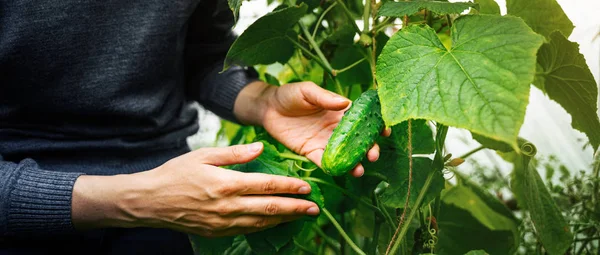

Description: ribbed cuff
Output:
[7,161,84,236]
[197,63,259,123]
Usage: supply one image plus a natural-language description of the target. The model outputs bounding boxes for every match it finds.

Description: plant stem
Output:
[278,152,310,162]
[592,149,599,215]
[299,22,334,73]
[375,192,398,228]
[294,240,317,255]
[287,62,301,79]
[369,0,379,89]
[372,17,392,32]
[388,170,437,255]
[286,36,333,75]
[362,0,371,33]
[322,208,367,255]
[386,119,413,255]
[334,0,361,35]
[312,225,342,251]
[458,146,484,159]
[446,14,453,27]
[433,124,449,168]
[334,58,366,75]
[313,2,338,39]
[370,194,383,255]
[332,77,346,96]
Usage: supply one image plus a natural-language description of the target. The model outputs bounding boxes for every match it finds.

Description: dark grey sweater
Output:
[0,0,255,244]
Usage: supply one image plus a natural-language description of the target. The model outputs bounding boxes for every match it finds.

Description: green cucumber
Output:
[322,90,384,176]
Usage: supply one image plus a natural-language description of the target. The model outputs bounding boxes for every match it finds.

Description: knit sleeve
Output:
[184,0,258,123]
[0,155,84,237]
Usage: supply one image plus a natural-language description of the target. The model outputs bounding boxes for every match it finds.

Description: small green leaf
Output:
[223,236,253,255]
[229,141,291,176]
[376,15,544,150]
[228,0,243,22]
[534,31,600,150]
[224,4,308,70]
[507,0,574,39]
[464,250,489,255]
[189,235,234,255]
[298,0,320,11]
[303,180,325,209]
[378,1,478,17]
[510,150,573,254]
[472,0,499,14]
[472,133,532,154]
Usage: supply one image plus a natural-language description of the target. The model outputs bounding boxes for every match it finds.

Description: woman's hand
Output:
[72,143,319,237]
[234,81,390,177]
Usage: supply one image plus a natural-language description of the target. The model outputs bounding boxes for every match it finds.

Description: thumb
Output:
[301,83,350,111]
[195,142,263,166]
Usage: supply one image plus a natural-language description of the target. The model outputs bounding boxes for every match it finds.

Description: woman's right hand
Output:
[72,142,319,237]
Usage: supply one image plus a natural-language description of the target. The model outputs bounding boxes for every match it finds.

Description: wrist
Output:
[71,172,154,230]
[233,80,277,126]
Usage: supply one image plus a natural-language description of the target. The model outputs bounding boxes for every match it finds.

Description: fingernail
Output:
[247,142,262,153]
[307,207,320,215]
[298,186,311,194]
[335,96,349,103]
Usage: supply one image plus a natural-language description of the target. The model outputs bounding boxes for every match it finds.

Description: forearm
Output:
[233,80,276,126]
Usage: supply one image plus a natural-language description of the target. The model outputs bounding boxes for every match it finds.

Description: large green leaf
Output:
[534,31,600,150]
[507,0,574,39]
[510,147,573,254]
[224,4,308,70]
[378,1,479,17]
[442,186,517,232]
[376,15,544,150]
[441,185,519,253]
[454,172,518,223]
[437,203,516,255]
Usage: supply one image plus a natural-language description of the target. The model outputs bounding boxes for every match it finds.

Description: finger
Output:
[229,215,301,229]
[382,127,392,137]
[208,215,300,236]
[349,163,365,178]
[229,196,319,216]
[367,143,380,162]
[194,142,263,166]
[305,149,324,168]
[300,82,350,111]
[235,172,312,195]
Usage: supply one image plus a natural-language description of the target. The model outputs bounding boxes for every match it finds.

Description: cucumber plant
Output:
[191,0,600,254]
